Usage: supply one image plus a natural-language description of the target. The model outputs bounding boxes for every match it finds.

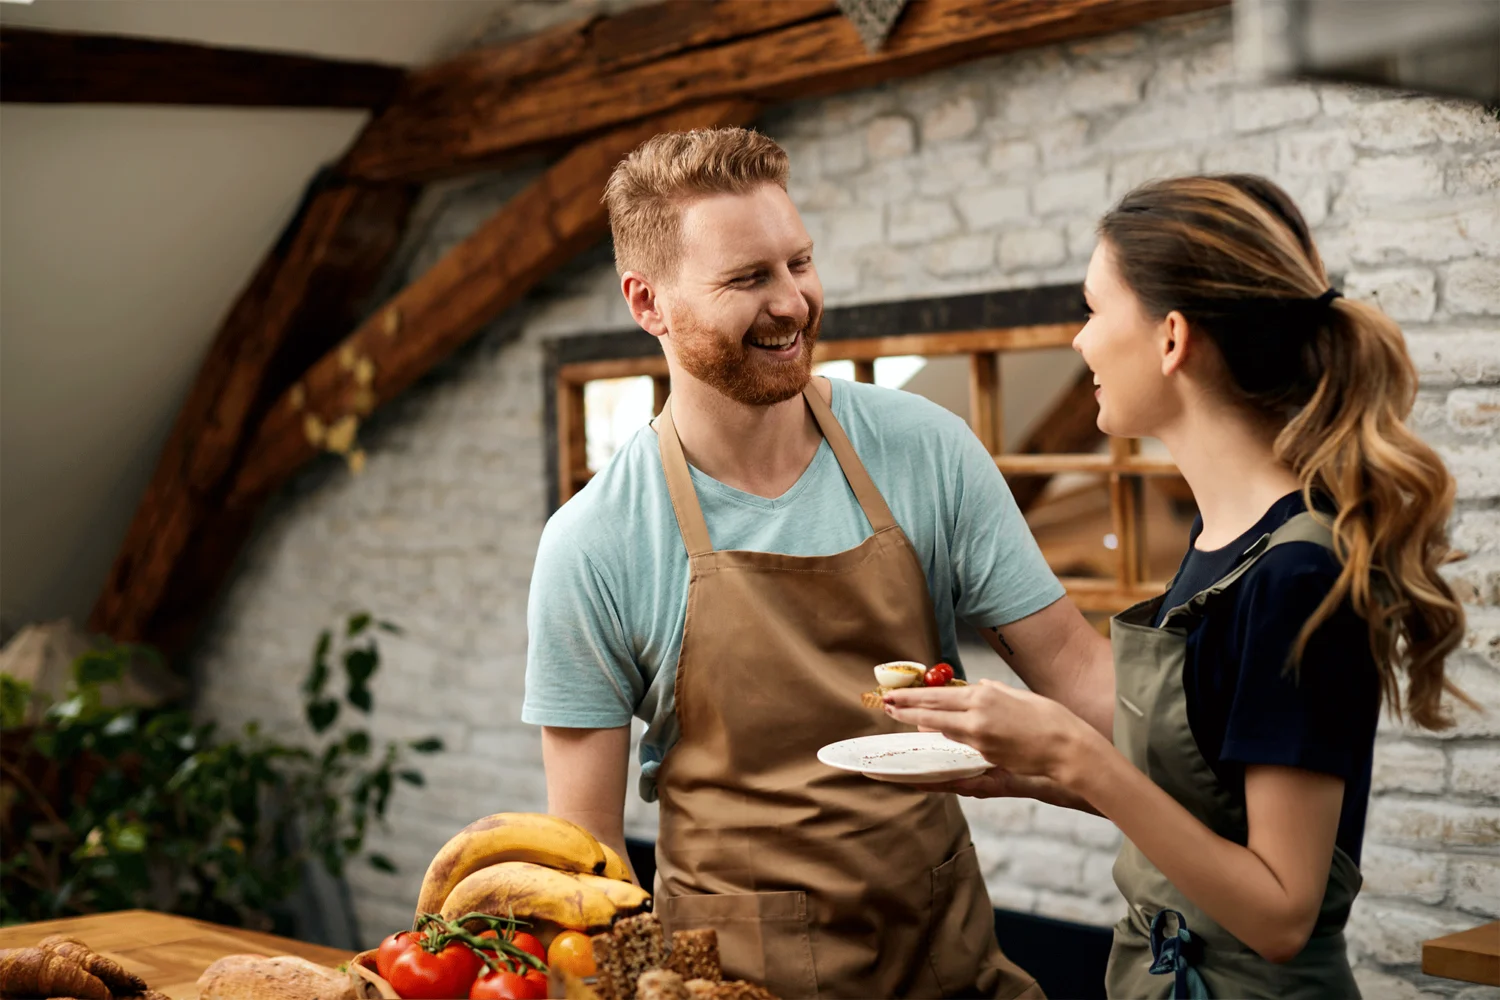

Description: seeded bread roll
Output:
[666,929,720,982]
[637,968,690,1000]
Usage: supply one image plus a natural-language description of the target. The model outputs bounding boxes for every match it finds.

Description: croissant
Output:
[0,946,110,1000]
[37,935,148,995]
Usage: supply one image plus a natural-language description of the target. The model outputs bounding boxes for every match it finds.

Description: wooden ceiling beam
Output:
[88,175,415,643]
[225,100,759,512]
[342,0,1225,181]
[0,27,406,108]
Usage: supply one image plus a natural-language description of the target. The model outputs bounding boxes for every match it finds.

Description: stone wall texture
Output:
[191,8,1500,997]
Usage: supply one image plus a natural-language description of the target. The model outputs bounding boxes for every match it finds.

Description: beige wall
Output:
[0,0,608,634]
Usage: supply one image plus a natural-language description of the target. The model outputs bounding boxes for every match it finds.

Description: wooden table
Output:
[1423,921,1500,988]
[0,909,353,999]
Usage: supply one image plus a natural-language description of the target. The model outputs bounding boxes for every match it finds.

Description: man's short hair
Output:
[602,126,790,281]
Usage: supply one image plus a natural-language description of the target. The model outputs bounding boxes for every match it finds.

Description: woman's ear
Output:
[623,273,669,338]
[1161,310,1192,377]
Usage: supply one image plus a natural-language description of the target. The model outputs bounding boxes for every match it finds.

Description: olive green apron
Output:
[1105,512,1363,999]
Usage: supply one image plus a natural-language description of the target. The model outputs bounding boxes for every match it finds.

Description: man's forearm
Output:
[550,806,639,886]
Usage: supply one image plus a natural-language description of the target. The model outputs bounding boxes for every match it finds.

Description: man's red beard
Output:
[670,309,822,406]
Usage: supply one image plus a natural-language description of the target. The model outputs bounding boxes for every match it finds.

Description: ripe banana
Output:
[439,861,625,934]
[415,813,606,923]
[598,842,632,882]
[573,872,652,913]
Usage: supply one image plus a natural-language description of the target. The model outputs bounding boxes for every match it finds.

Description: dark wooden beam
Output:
[342,0,1225,181]
[0,27,406,107]
[1007,367,1105,512]
[226,99,759,511]
[88,174,415,645]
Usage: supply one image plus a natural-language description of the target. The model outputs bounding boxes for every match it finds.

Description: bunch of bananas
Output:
[415,813,651,936]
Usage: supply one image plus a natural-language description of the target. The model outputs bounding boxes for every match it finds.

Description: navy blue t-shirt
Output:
[1154,491,1381,864]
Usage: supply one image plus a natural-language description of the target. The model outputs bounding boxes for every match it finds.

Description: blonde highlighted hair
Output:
[1100,174,1470,731]
[602,126,789,281]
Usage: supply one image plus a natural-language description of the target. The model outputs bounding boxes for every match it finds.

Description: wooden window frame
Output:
[544,286,1181,614]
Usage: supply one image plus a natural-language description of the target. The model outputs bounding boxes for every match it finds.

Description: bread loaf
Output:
[196,953,355,1000]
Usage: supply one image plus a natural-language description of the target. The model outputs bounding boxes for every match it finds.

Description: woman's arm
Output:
[885,682,1343,963]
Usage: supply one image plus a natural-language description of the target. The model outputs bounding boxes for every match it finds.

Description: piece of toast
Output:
[861,679,966,709]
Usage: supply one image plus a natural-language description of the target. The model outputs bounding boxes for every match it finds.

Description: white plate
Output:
[817,732,989,784]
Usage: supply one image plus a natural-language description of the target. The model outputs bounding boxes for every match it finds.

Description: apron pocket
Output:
[664,890,817,999]
[929,844,1008,997]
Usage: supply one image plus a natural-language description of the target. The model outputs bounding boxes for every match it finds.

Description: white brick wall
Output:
[192,9,1500,996]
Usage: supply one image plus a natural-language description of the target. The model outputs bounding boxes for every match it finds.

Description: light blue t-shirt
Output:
[522,379,1064,801]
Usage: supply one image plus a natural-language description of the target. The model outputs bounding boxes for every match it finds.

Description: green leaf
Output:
[347,613,372,637]
[112,822,148,853]
[74,648,126,688]
[307,699,339,734]
[102,712,137,738]
[343,648,378,686]
[345,730,371,755]
[369,854,397,874]
[376,620,403,635]
[0,674,33,729]
[347,685,373,714]
[408,738,444,754]
[397,770,425,787]
[305,631,332,696]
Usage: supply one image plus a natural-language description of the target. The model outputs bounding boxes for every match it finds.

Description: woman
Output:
[885,175,1470,999]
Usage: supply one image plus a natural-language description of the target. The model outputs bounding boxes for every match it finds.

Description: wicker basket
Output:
[348,950,402,999]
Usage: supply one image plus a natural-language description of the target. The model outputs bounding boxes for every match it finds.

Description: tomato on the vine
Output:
[387,941,483,1000]
[470,968,547,1000]
[376,930,419,981]
[509,931,547,967]
[924,662,954,687]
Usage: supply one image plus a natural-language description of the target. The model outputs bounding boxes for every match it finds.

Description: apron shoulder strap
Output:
[656,398,715,558]
[1160,511,1336,628]
[802,383,898,533]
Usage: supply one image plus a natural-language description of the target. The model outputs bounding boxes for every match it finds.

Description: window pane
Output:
[874,355,926,388]
[814,359,855,381]
[584,376,654,472]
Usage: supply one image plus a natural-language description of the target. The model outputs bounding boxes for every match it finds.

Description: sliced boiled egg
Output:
[874,661,925,688]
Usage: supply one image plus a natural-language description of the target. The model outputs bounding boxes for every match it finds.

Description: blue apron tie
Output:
[1149,909,1211,999]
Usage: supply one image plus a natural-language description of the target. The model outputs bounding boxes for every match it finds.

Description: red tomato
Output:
[924,662,954,687]
[376,930,418,981]
[470,968,547,1000]
[509,931,547,966]
[387,941,483,1000]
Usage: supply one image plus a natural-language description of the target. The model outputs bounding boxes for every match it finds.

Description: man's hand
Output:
[541,725,638,883]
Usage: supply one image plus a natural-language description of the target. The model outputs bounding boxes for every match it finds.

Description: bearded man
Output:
[523,127,1111,999]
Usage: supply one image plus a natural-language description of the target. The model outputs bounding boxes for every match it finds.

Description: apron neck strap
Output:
[1160,511,1335,629]
[655,382,899,558]
[801,383,898,534]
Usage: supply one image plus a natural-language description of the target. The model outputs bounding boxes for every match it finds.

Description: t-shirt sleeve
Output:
[1218,549,1381,779]
[946,418,1066,628]
[521,519,641,729]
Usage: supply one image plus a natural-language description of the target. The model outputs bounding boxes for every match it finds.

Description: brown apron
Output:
[652,384,1041,1000]
[1105,512,1362,999]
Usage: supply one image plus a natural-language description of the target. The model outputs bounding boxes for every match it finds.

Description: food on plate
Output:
[415,812,609,923]
[439,861,638,934]
[196,953,356,1000]
[860,661,966,708]
[872,661,924,688]
[664,930,720,984]
[0,946,110,1000]
[637,968,691,1000]
[36,934,148,996]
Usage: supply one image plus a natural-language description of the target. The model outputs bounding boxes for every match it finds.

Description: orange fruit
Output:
[547,930,597,978]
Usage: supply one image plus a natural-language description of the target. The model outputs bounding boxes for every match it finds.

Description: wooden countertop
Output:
[1423,920,1500,987]
[0,909,354,999]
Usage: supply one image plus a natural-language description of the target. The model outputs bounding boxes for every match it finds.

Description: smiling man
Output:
[522,127,1110,999]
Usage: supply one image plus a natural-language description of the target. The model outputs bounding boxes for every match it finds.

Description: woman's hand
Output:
[882,680,1105,786]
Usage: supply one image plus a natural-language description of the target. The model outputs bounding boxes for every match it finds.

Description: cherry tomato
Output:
[924,662,954,687]
[376,930,418,981]
[387,941,483,1000]
[547,930,597,978]
[508,931,547,967]
[470,968,547,1000]
[525,969,548,994]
